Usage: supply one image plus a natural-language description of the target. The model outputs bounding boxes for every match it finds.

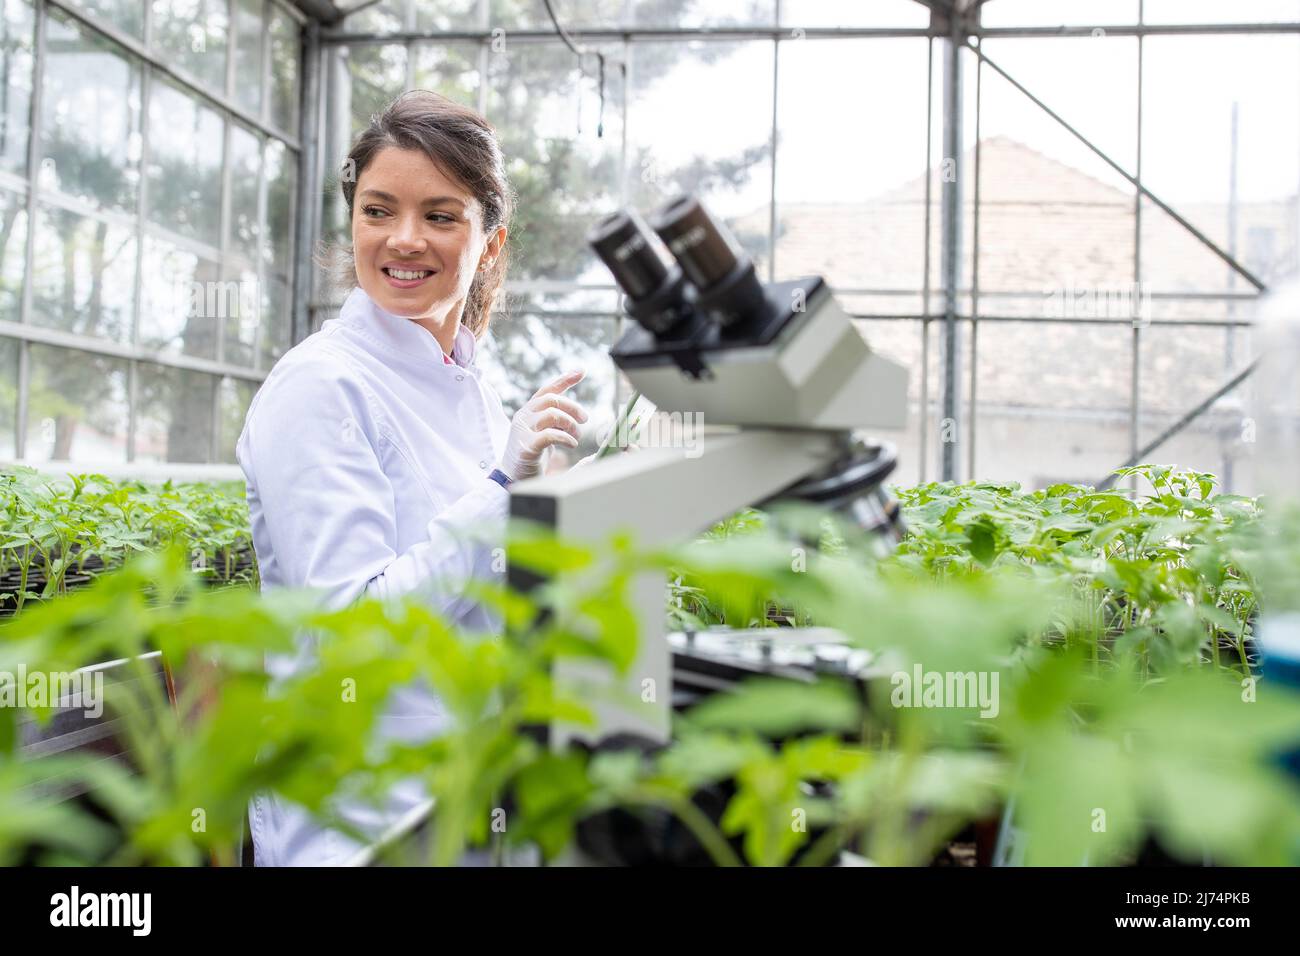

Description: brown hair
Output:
[329,90,514,338]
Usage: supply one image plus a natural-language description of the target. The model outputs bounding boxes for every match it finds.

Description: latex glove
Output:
[499,369,589,481]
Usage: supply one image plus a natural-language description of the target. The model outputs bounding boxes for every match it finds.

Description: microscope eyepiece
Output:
[587,209,670,301]
[587,208,693,336]
[649,195,769,330]
[648,195,741,292]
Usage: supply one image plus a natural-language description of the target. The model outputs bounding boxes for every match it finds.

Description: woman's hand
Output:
[499,369,589,481]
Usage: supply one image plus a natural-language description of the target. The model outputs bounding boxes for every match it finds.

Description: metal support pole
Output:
[919,35,933,483]
[968,49,981,481]
[292,19,322,347]
[939,7,965,482]
[1130,4,1143,496]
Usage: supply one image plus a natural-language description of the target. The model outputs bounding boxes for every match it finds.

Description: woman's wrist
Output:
[487,467,514,489]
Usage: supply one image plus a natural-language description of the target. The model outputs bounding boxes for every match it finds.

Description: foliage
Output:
[2,463,1298,867]
[671,464,1263,677]
[0,468,254,614]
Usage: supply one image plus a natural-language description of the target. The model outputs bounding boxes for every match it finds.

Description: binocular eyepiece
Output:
[587,195,769,337]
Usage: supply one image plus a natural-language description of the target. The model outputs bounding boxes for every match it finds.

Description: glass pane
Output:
[775,38,929,292]
[229,122,261,265]
[26,344,128,462]
[1144,1,1300,25]
[486,40,625,287]
[40,9,143,214]
[318,40,398,277]
[980,0,1138,27]
[30,203,136,341]
[974,39,1139,295]
[0,334,16,457]
[264,137,295,273]
[1139,323,1253,433]
[0,187,26,322]
[151,0,229,93]
[415,0,481,32]
[71,0,145,39]
[146,79,224,249]
[412,41,479,108]
[138,234,222,357]
[222,261,259,366]
[218,374,256,462]
[1138,196,1271,298]
[0,0,35,176]
[781,0,929,27]
[259,270,289,368]
[342,43,407,139]
[978,36,1138,176]
[268,4,300,134]
[1142,35,1300,291]
[1137,323,1256,494]
[627,40,773,271]
[342,0,406,34]
[489,0,777,29]
[135,362,216,462]
[234,0,264,117]
[973,321,1131,489]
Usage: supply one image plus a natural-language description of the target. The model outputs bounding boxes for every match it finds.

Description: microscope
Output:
[506,194,910,749]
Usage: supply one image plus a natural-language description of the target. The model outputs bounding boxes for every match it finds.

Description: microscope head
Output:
[587,194,908,433]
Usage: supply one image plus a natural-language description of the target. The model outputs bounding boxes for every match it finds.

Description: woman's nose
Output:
[387,217,427,253]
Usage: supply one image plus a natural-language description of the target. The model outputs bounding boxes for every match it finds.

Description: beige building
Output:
[746,136,1297,492]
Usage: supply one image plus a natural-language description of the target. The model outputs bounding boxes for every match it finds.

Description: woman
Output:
[236,90,590,866]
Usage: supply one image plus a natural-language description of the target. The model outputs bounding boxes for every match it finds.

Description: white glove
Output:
[500,369,589,481]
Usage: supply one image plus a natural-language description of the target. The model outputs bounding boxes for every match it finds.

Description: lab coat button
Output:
[456,374,465,382]
[479,460,487,469]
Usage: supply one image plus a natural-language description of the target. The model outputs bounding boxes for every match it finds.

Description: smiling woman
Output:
[336,90,515,352]
[234,90,591,866]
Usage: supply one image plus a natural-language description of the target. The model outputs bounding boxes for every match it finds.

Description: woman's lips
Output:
[381,266,435,289]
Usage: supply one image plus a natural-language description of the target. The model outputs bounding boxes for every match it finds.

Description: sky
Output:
[590,0,1300,217]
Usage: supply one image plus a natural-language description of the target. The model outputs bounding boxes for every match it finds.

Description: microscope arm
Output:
[509,425,849,746]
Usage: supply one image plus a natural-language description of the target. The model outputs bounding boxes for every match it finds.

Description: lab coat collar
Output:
[339,286,479,369]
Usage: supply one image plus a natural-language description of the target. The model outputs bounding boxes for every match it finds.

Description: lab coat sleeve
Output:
[239,351,509,618]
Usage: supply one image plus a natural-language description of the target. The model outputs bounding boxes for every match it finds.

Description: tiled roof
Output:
[744,136,1296,418]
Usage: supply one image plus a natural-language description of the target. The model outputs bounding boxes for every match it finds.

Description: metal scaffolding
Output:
[2,0,1295,480]
[292,0,1299,491]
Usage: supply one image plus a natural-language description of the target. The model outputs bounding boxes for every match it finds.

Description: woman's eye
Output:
[362,205,386,218]
[428,213,454,223]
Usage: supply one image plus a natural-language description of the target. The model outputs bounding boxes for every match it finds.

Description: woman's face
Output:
[351,146,502,324]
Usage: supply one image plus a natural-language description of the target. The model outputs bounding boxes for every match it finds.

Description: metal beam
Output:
[0,320,266,381]
[977,22,1300,38]
[319,26,941,45]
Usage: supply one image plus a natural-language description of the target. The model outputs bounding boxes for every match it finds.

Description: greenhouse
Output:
[0,0,1299,901]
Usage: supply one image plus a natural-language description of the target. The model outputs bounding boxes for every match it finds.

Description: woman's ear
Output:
[479,225,507,270]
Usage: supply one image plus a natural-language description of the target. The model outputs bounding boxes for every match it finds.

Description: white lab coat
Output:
[236,285,514,866]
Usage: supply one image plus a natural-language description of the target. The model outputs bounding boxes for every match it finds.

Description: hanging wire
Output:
[542,0,622,137]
